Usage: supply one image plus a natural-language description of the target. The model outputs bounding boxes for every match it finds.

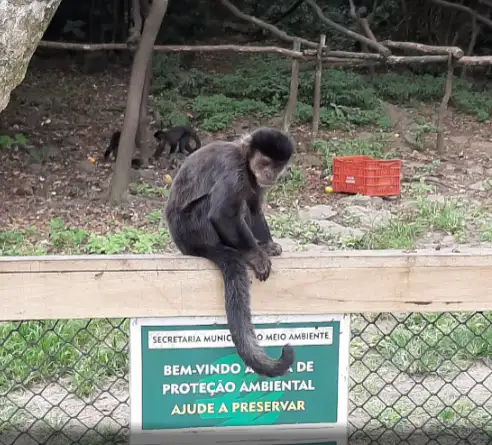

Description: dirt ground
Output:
[0,54,491,246]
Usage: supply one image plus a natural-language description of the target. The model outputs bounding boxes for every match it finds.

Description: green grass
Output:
[0,319,128,396]
[482,221,492,242]
[266,212,329,245]
[349,311,492,432]
[129,182,169,198]
[268,165,306,203]
[0,217,171,256]
[352,182,467,250]
[356,218,422,250]
[376,312,492,374]
[313,136,390,175]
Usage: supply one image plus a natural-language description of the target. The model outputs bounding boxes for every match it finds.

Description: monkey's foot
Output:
[260,241,282,257]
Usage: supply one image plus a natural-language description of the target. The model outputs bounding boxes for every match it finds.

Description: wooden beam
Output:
[1,248,492,321]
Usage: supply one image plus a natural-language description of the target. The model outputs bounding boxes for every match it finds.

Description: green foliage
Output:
[313,136,389,174]
[354,187,468,250]
[267,213,329,245]
[0,319,128,396]
[480,220,492,242]
[357,219,423,250]
[269,166,306,202]
[372,72,492,121]
[0,218,172,256]
[303,69,381,109]
[152,54,212,98]
[376,312,492,374]
[0,133,27,149]
[152,51,492,134]
[192,94,277,131]
[152,54,388,132]
[129,183,169,198]
[0,227,44,256]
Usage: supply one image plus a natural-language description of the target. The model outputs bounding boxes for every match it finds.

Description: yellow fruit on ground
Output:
[164,174,173,185]
[324,186,334,193]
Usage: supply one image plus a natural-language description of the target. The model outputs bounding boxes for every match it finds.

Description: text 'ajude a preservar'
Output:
[130,314,351,445]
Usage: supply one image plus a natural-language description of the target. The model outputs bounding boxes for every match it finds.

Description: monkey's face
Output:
[249,152,288,188]
[154,130,165,142]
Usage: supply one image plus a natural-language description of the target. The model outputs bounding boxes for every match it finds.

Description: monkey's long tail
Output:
[199,247,294,378]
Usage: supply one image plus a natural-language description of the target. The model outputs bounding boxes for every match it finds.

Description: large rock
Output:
[0,0,61,113]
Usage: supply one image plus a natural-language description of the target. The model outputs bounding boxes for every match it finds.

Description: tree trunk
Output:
[136,56,153,167]
[109,0,169,204]
[436,54,454,155]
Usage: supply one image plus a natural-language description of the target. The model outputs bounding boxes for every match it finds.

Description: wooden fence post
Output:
[282,39,301,134]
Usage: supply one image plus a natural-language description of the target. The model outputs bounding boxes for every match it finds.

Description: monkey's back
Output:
[165,141,246,252]
[166,141,244,215]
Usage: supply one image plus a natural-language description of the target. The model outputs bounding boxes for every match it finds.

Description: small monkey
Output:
[164,127,295,378]
[103,131,143,169]
[153,126,201,159]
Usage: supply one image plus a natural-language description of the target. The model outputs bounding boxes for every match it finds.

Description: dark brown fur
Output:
[164,127,295,378]
[153,126,201,159]
[103,131,143,169]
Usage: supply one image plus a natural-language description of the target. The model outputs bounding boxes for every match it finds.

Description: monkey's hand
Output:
[245,249,272,282]
[260,241,282,257]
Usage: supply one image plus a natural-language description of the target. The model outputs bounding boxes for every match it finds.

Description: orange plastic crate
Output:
[332,155,401,197]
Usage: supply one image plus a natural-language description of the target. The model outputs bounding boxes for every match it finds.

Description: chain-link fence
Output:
[1,312,491,445]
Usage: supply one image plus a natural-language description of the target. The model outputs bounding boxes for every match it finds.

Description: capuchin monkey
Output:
[164,127,295,378]
[103,131,143,169]
[153,126,201,159]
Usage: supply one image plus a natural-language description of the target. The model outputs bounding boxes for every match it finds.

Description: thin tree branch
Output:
[306,0,391,56]
[461,19,481,78]
[478,0,492,8]
[430,0,492,29]
[348,0,379,75]
[219,0,319,49]
[270,0,306,25]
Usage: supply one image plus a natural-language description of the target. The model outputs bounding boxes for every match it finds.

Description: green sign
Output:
[130,315,349,445]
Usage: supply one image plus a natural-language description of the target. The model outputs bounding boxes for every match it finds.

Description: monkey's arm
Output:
[249,204,282,256]
[249,207,273,245]
[208,179,259,252]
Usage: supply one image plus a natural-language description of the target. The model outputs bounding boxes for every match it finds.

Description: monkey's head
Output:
[244,127,294,188]
[154,130,165,142]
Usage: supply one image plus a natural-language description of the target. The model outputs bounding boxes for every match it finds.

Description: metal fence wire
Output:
[0,312,491,445]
